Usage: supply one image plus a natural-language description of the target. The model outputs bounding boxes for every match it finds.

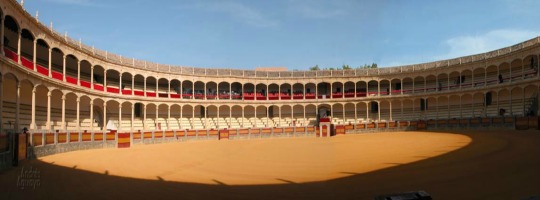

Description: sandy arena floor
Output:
[1,130,540,200]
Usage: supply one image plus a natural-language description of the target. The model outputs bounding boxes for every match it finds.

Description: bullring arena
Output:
[0,0,539,199]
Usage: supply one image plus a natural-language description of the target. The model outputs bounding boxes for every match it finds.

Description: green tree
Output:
[310,65,320,71]
[342,64,351,70]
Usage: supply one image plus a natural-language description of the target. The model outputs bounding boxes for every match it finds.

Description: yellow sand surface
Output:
[39,132,469,185]
[2,130,540,200]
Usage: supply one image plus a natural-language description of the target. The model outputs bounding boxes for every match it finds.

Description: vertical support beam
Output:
[77,61,81,86]
[76,97,80,131]
[33,40,37,71]
[118,104,122,132]
[61,94,66,130]
[119,74,123,94]
[144,77,147,97]
[103,69,107,91]
[389,101,393,122]
[15,82,20,132]
[168,80,171,98]
[103,102,107,130]
[46,91,51,130]
[90,101,94,131]
[167,105,171,130]
[131,104,134,132]
[131,75,135,95]
[30,87,36,130]
[90,66,94,89]
[17,30,21,64]
[62,55,66,81]
[48,48,52,77]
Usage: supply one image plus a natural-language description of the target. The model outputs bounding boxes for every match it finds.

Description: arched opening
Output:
[105,100,120,131]
[317,82,330,99]
[169,104,181,129]
[50,48,65,81]
[472,67,486,87]
[157,104,168,130]
[157,78,169,98]
[292,105,304,126]
[65,55,78,85]
[268,83,279,100]
[379,80,390,96]
[78,96,94,131]
[193,81,204,99]
[523,55,538,79]
[206,81,217,99]
[344,103,355,124]
[92,65,105,91]
[436,73,449,91]
[279,105,292,127]
[133,74,145,96]
[35,39,50,76]
[256,106,268,127]
[106,70,120,94]
[379,101,390,121]
[255,83,266,100]
[305,104,317,126]
[181,105,194,129]
[356,102,367,122]
[356,81,367,97]
[279,83,291,100]
[448,71,460,90]
[3,16,19,60]
[425,75,436,93]
[20,29,34,70]
[498,62,510,83]
[243,83,255,100]
[305,83,316,99]
[485,65,498,86]
[64,92,78,130]
[231,82,242,100]
[145,76,157,97]
[291,83,302,99]
[413,76,425,93]
[448,95,460,119]
[243,106,255,127]
[182,80,193,99]
[510,59,523,82]
[367,80,378,96]
[390,79,401,95]
[402,78,413,94]
[230,105,242,128]
[217,82,230,99]
[120,101,133,131]
[145,104,157,130]
[332,82,343,98]
[170,79,181,98]
[218,105,230,128]
[121,72,133,95]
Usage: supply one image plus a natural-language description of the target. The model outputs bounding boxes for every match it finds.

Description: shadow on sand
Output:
[1,131,539,200]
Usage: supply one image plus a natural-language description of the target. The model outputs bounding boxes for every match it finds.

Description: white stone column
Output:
[342,104,345,122]
[30,87,36,130]
[90,66,94,89]
[103,102,107,130]
[131,104,134,131]
[90,101,94,130]
[119,74,123,94]
[267,106,270,127]
[143,104,147,129]
[377,101,381,122]
[167,106,171,130]
[76,97,80,131]
[77,61,81,86]
[48,48,52,77]
[46,91,51,130]
[131,75,135,95]
[354,104,357,123]
[17,30,21,64]
[15,82,20,132]
[62,55,66,81]
[179,106,183,129]
[389,101,393,121]
[33,40,37,71]
[366,102,369,121]
[217,107,220,129]
[155,106,159,130]
[118,104,122,132]
[168,80,171,98]
[144,77,147,97]
[61,94,66,130]
[103,70,107,91]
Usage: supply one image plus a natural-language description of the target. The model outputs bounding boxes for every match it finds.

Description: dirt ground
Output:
[1,130,539,200]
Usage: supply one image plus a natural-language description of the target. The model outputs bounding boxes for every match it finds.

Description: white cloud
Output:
[183,1,278,28]
[437,29,540,60]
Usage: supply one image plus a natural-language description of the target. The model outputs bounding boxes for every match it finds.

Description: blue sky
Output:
[22,0,540,70]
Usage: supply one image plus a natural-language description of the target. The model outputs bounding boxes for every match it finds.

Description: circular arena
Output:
[0,0,539,199]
